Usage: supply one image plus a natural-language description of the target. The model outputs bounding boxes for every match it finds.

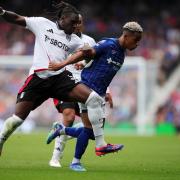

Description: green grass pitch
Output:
[0,133,180,180]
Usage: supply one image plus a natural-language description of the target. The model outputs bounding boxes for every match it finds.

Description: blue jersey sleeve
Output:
[93,40,110,57]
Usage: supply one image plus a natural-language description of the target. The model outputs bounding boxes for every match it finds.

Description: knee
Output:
[85,91,104,108]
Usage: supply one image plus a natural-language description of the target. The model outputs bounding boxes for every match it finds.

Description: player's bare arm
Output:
[48,48,96,71]
[0,7,26,26]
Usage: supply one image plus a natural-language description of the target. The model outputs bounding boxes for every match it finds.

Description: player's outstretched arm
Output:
[0,7,26,27]
[48,48,96,71]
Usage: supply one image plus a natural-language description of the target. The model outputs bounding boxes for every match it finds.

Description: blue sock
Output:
[65,127,83,138]
[75,127,94,159]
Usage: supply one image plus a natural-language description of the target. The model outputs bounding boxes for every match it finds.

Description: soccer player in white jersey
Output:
[0,2,121,157]
[49,14,96,169]
[49,14,113,171]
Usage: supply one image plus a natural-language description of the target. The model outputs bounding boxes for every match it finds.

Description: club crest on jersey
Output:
[112,50,117,54]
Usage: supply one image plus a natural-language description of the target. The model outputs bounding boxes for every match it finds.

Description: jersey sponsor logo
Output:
[45,35,70,52]
[107,58,122,67]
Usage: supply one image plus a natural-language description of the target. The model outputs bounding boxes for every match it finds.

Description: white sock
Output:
[52,135,67,160]
[86,91,107,147]
[95,135,106,148]
[72,157,80,164]
[0,115,24,141]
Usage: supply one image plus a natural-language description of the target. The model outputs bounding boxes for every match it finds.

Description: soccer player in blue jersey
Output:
[49,14,114,171]
[47,21,143,162]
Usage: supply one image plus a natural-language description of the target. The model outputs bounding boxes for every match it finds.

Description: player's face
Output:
[74,15,83,35]
[125,32,142,50]
[59,13,80,34]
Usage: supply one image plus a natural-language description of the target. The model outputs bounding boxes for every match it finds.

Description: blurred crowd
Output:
[0,0,180,130]
[156,83,180,134]
[0,0,179,84]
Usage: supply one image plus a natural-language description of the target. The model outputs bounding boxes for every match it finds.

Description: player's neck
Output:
[118,37,126,49]
[56,21,62,30]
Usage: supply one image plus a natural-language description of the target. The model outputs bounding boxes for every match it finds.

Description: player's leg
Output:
[49,101,77,168]
[69,84,124,155]
[69,108,94,172]
[0,101,33,155]
[67,84,107,147]
[0,74,49,156]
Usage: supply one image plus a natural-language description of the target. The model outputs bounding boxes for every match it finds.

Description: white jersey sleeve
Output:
[25,17,48,34]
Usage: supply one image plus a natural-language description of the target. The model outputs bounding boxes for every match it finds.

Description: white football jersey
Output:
[66,33,96,81]
[25,17,84,78]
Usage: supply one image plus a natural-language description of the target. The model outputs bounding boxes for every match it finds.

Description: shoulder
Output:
[96,38,114,47]
[71,33,83,43]
[81,34,96,45]
[25,17,55,25]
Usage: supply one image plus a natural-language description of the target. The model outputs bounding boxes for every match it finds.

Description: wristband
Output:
[0,10,6,16]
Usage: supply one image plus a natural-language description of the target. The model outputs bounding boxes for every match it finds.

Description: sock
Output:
[94,135,106,147]
[65,127,84,138]
[74,128,94,159]
[85,91,107,147]
[52,135,67,160]
[72,157,80,164]
[0,114,24,142]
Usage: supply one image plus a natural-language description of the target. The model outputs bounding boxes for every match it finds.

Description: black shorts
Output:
[53,99,80,116]
[16,70,79,110]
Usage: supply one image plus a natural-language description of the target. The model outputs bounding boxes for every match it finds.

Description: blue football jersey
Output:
[81,38,125,96]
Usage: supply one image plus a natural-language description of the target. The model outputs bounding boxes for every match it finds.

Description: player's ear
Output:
[60,15,65,21]
[123,33,129,41]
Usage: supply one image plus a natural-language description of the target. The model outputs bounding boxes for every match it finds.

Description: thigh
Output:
[52,71,80,101]
[52,71,91,103]
[53,99,80,116]
[15,101,34,120]
[16,74,50,112]
[67,83,92,103]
